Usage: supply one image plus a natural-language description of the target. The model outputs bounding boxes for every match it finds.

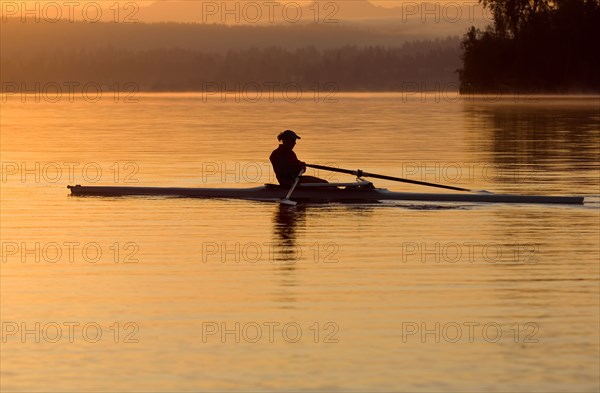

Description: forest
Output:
[459,0,600,93]
[1,20,461,92]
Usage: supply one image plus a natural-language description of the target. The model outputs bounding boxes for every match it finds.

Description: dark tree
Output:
[459,0,600,93]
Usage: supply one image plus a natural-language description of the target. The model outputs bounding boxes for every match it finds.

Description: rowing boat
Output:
[67,183,584,205]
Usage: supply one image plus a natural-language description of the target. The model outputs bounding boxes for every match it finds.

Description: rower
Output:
[269,130,328,187]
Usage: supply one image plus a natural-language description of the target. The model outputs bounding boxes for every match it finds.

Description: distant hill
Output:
[0,18,454,55]
[138,0,487,37]
[139,0,387,22]
[0,0,488,39]
[138,1,483,22]
[0,19,462,92]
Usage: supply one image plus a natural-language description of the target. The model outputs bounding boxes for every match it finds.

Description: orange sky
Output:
[0,0,483,11]
[0,0,489,27]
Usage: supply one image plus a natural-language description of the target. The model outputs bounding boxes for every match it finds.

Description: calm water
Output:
[1,94,599,392]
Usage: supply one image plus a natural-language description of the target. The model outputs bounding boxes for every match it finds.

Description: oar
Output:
[306,163,491,193]
[280,169,305,205]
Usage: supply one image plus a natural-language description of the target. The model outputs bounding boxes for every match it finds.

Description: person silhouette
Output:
[269,130,328,187]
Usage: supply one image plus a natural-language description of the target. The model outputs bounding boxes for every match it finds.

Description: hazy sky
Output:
[1,0,490,33]
[1,0,487,16]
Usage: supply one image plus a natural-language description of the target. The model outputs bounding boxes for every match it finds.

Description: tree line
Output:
[1,39,461,92]
[1,18,439,55]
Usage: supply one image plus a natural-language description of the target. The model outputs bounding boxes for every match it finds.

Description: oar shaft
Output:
[307,163,356,176]
[280,169,305,205]
[362,172,470,192]
[306,163,471,192]
[284,176,301,200]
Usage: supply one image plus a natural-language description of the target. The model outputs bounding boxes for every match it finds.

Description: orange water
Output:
[1,94,599,392]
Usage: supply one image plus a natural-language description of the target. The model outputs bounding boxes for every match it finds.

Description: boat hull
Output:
[67,185,584,205]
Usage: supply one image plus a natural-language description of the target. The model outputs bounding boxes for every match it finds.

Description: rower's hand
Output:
[300,161,306,169]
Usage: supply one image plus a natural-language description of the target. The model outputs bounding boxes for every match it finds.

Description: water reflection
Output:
[3,95,600,391]
[269,204,307,306]
[463,99,600,171]
[271,204,306,260]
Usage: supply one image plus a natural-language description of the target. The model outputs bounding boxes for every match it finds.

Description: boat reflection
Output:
[269,204,307,306]
[271,203,306,262]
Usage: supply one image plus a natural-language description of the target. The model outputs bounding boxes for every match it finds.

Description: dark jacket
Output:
[269,145,303,186]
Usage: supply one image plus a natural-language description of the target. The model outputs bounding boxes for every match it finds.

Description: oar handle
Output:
[306,163,472,192]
